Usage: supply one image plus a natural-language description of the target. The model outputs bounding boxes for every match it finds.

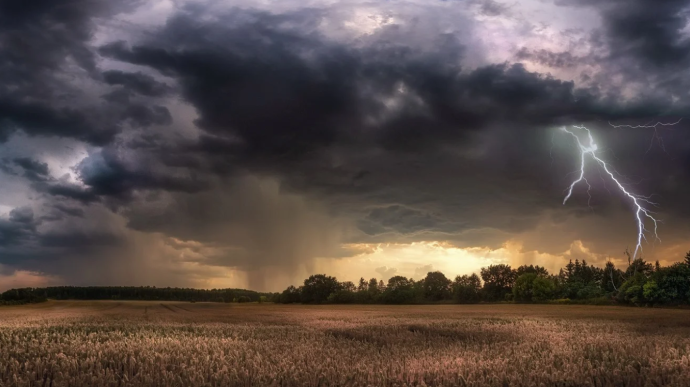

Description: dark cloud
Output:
[77,147,206,199]
[102,70,172,97]
[51,204,86,219]
[91,8,690,249]
[1,3,690,290]
[0,98,115,145]
[0,0,152,145]
[359,205,447,235]
[99,15,615,159]
[40,231,122,248]
[556,0,690,98]
[0,208,38,246]
[124,104,173,127]
[515,48,582,68]
[45,183,100,204]
[12,158,50,182]
[589,0,690,68]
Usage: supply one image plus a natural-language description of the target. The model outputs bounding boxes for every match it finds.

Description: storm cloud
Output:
[1,0,689,291]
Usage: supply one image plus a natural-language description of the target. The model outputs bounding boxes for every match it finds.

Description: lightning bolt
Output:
[561,125,660,259]
[608,118,682,154]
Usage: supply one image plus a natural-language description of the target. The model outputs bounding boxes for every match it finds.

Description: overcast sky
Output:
[1,0,689,291]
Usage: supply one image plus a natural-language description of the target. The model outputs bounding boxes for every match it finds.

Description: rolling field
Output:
[1,302,689,386]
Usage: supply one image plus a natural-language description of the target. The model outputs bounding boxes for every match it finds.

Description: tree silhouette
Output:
[301,274,341,303]
[453,274,481,303]
[481,264,515,301]
[422,271,451,301]
[387,276,412,291]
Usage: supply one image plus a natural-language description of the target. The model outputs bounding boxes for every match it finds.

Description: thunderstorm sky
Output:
[1,0,690,291]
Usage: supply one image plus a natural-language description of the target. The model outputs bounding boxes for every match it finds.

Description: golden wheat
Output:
[0,301,689,386]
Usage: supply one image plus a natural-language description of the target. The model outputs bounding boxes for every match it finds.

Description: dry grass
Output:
[1,301,689,386]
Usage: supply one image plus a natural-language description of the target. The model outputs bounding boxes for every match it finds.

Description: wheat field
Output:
[1,301,689,386]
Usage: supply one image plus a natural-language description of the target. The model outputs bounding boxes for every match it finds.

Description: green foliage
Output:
[301,274,341,303]
[532,276,556,302]
[558,259,605,299]
[576,284,604,300]
[642,280,661,304]
[422,271,451,301]
[453,274,482,303]
[601,261,624,293]
[617,273,649,305]
[625,257,653,278]
[275,248,689,306]
[327,290,356,304]
[0,286,269,305]
[481,264,515,301]
[0,288,47,305]
[278,286,302,304]
[513,273,538,302]
[515,265,549,277]
[647,263,690,305]
[513,274,555,303]
[381,276,417,304]
[237,296,251,303]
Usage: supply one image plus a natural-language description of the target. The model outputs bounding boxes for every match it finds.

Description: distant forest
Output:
[0,286,273,305]
[275,250,690,307]
[3,250,690,307]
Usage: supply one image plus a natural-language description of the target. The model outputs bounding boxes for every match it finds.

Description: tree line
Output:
[0,286,272,305]
[275,250,690,306]
[3,251,688,307]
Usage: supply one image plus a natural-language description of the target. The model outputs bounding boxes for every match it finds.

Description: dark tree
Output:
[626,258,653,278]
[367,278,379,295]
[422,271,451,301]
[279,285,302,304]
[685,251,690,266]
[0,286,270,304]
[513,273,538,302]
[357,277,367,291]
[602,261,624,293]
[453,273,482,303]
[515,265,549,277]
[301,274,341,303]
[565,260,575,279]
[381,276,416,304]
[340,281,356,292]
[513,273,556,302]
[642,263,690,305]
[387,276,412,291]
[480,264,515,301]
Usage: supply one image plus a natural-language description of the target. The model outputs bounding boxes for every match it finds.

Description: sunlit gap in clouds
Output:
[321,240,569,282]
